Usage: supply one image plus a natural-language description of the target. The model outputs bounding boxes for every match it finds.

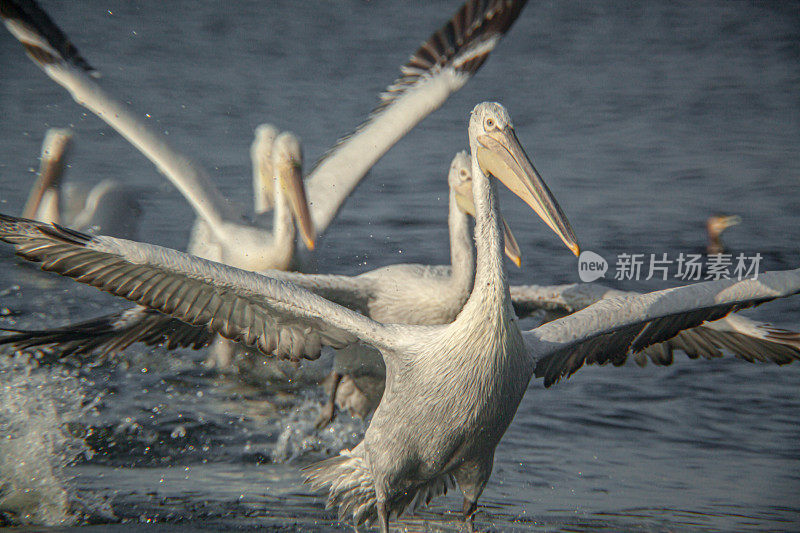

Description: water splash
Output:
[271,393,365,463]
[0,357,101,526]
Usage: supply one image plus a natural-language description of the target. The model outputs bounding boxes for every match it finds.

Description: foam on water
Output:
[0,357,99,526]
[271,393,365,463]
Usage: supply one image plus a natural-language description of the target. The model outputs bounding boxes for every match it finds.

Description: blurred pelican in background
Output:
[22,128,143,240]
[2,0,529,270]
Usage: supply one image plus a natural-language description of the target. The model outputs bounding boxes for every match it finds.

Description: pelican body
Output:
[0,104,798,532]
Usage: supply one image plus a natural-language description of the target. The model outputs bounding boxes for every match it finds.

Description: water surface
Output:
[0,1,798,531]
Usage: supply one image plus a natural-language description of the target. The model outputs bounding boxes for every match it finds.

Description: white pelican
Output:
[706,213,741,254]
[187,126,314,269]
[0,151,527,424]
[323,272,800,423]
[22,128,73,225]
[0,103,798,531]
[1,0,529,268]
[22,128,143,240]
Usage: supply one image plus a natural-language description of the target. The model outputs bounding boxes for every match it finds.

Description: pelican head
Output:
[272,132,315,251]
[251,124,279,215]
[449,151,522,267]
[469,102,580,256]
[22,128,73,221]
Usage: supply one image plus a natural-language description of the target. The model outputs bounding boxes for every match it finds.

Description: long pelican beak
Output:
[278,160,315,251]
[501,217,522,267]
[22,128,72,220]
[476,128,580,256]
[455,182,522,267]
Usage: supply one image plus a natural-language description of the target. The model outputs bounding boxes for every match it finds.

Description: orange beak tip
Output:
[512,256,522,268]
[570,243,581,257]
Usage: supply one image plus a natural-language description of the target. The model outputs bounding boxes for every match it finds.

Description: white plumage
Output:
[1,0,528,270]
[2,103,797,531]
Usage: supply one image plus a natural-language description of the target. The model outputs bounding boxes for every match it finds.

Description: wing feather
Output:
[0,214,395,362]
[514,282,800,377]
[526,272,800,387]
[0,0,96,75]
[1,307,208,362]
[305,0,528,235]
[0,0,235,231]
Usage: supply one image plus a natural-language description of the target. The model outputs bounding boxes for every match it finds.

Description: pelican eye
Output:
[485,117,495,130]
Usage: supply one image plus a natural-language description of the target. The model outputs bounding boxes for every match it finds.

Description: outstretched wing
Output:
[1,306,210,361]
[0,0,95,74]
[1,271,376,360]
[524,272,800,387]
[1,0,235,231]
[512,282,800,368]
[305,0,528,235]
[0,214,399,362]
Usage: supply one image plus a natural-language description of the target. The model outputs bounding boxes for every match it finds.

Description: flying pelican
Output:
[2,0,528,368]
[0,103,798,531]
[22,128,143,239]
[706,213,741,254]
[4,157,795,425]
[0,151,526,425]
[1,0,529,268]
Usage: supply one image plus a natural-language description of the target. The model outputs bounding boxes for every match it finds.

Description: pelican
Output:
[1,0,529,268]
[706,213,741,254]
[188,126,314,269]
[22,128,72,225]
[22,128,143,239]
[2,0,528,368]
[324,273,800,424]
[0,103,798,531]
[0,151,526,426]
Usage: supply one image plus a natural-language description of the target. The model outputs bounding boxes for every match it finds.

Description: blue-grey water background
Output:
[0,1,799,531]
